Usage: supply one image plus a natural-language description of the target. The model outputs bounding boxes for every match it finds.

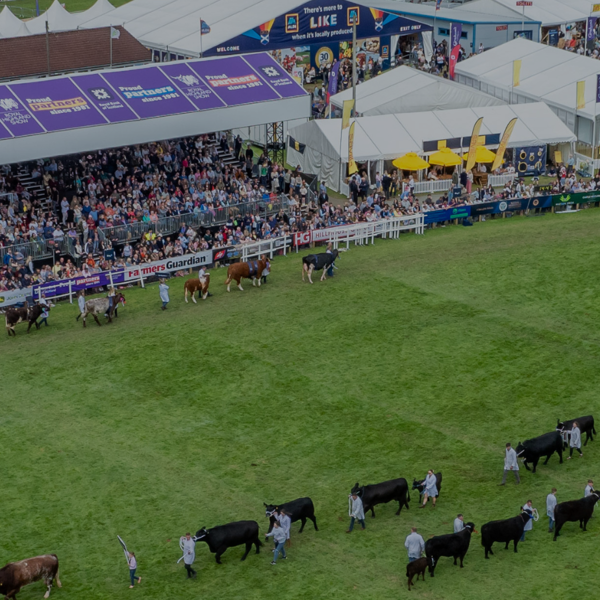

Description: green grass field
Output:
[2,210,600,600]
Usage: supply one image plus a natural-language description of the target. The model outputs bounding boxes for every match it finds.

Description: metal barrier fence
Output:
[413,179,453,195]
[488,173,517,187]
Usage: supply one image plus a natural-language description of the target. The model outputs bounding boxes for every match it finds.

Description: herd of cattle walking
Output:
[1,415,596,598]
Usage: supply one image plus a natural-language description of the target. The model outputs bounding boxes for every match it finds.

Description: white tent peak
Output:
[27,0,82,34]
[0,6,25,38]
[74,0,116,25]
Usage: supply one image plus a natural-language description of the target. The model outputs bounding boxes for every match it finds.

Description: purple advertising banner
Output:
[33,271,126,298]
[0,120,11,140]
[102,67,196,119]
[588,17,597,41]
[73,73,139,123]
[0,85,45,138]
[9,78,106,132]
[159,63,226,111]
[242,54,304,98]
[188,56,280,106]
[597,74,600,104]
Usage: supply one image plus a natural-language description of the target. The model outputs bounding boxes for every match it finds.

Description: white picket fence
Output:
[488,173,517,188]
[240,236,292,261]
[412,179,453,195]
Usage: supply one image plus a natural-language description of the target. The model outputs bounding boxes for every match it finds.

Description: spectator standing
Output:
[405,527,425,562]
[128,552,141,588]
[500,443,520,485]
[546,488,557,532]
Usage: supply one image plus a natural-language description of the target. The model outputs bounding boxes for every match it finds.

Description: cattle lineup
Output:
[0,408,596,596]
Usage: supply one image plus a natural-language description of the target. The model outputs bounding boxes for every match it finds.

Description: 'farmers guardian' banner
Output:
[124,251,212,281]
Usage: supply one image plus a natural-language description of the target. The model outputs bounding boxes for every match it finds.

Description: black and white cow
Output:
[425,523,476,576]
[515,431,563,473]
[194,521,262,564]
[557,416,596,448]
[4,304,44,336]
[481,512,532,558]
[264,497,318,534]
[553,491,600,541]
[302,249,339,283]
[350,478,410,517]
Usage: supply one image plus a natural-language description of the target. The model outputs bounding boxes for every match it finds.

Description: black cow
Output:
[553,491,600,541]
[302,249,339,283]
[425,523,475,577]
[4,304,44,336]
[406,557,434,591]
[412,473,443,498]
[264,497,318,534]
[351,478,410,517]
[481,512,532,558]
[557,415,596,448]
[195,521,262,564]
[515,431,563,473]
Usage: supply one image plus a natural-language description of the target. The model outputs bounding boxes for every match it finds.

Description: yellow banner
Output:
[577,80,586,109]
[513,60,521,88]
[491,117,517,172]
[555,150,562,164]
[594,3,600,13]
[342,99,354,130]
[465,117,484,172]
[348,121,358,174]
[29,97,88,111]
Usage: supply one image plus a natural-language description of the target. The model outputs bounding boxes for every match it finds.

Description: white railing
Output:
[240,236,291,261]
[412,179,453,195]
[488,173,517,188]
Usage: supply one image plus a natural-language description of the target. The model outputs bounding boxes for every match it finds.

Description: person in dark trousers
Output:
[347,492,366,532]
[159,278,170,310]
[326,243,335,277]
[546,488,557,532]
[499,442,520,485]
[265,521,287,565]
[181,533,197,579]
[76,289,86,321]
[38,294,50,327]
[567,421,583,459]
[128,552,141,588]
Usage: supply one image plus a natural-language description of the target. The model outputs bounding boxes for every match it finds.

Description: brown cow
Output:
[4,304,44,336]
[184,274,211,303]
[225,256,270,292]
[0,554,61,599]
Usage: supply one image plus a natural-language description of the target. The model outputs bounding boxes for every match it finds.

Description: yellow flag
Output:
[348,122,358,175]
[513,60,521,88]
[342,99,354,130]
[577,81,586,109]
[491,118,517,172]
[465,117,484,172]
[593,3,600,13]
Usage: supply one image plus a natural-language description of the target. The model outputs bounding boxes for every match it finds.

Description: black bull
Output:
[425,523,475,576]
[264,497,318,534]
[557,415,596,448]
[516,431,563,473]
[195,521,262,564]
[553,492,600,541]
[481,512,532,558]
[351,478,410,517]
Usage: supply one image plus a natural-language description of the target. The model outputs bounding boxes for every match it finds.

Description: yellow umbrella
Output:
[392,152,430,171]
[428,147,462,167]
[462,146,496,163]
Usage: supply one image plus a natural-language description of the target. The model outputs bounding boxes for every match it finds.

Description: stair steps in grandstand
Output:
[17,167,53,211]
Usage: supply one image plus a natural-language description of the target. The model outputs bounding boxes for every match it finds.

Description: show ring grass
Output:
[1,210,599,599]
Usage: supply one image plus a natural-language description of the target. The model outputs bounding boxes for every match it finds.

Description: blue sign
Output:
[424,205,471,224]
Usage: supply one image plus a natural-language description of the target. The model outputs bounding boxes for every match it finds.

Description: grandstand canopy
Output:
[79,0,430,58]
[287,103,576,190]
[331,66,504,116]
[0,53,310,165]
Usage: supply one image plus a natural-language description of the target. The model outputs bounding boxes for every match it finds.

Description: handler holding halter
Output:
[179,533,197,579]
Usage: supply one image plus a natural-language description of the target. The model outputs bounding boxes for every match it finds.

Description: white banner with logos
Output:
[123,251,213,282]
[0,287,33,308]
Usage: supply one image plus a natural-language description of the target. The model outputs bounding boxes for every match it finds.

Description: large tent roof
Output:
[455,38,600,119]
[491,0,586,26]
[27,0,83,34]
[289,103,576,162]
[331,66,504,116]
[0,52,309,165]
[0,6,31,38]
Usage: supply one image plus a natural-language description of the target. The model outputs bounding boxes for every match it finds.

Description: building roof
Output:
[492,0,586,27]
[455,37,600,118]
[331,65,504,115]
[0,26,151,81]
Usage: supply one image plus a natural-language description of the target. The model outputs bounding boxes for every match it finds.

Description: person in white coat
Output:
[546,488,557,532]
[346,493,366,532]
[76,290,86,321]
[521,500,535,541]
[159,278,170,310]
[585,479,594,497]
[405,527,425,562]
[500,443,520,485]
[567,422,583,459]
[419,470,438,508]
[181,533,196,579]
[454,514,465,533]
[265,521,287,564]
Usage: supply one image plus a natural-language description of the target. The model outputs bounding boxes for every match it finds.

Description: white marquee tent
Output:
[0,6,31,38]
[331,66,504,117]
[287,103,576,192]
[455,38,600,145]
[490,0,586,28]
[27,0,83,34]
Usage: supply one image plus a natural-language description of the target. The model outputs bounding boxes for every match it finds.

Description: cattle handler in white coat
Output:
[405,527,425,562]
[346,492,366,532]
[499,442,520,485]
[454,514,465,533]
[159,278,170,310]
[419,470,438,508]
[546,488,557,532]
[181,533,197,579]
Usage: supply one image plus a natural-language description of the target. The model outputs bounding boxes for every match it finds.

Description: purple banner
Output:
[0,85,45,137]
[449,23,462,80]
[188,56,280,106]
[328,60,340,101]
[73,73,139,123]
[588,17,597,41]
[102,67,196,119]
[159,63,225,110]
[597,74,600,104]
[9,78,106,132]
[242,54,304,98]
[0,120,11,140]
[34,271,125,298]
